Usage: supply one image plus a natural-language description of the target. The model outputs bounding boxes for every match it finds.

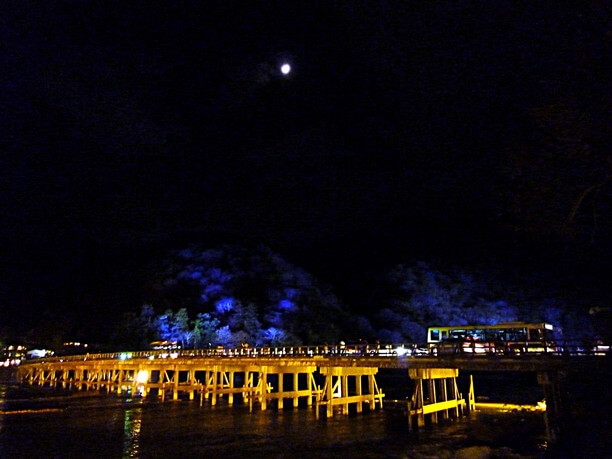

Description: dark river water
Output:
[0,381,550,458]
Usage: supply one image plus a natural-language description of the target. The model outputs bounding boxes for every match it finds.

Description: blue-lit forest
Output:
[112,245,605,350]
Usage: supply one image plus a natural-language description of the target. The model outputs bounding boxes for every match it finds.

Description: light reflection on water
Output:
[123,405,142,458]
[0,384,545,458]
[0,383,6,434]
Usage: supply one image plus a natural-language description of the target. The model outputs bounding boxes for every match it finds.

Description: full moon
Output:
[280,63,291,75]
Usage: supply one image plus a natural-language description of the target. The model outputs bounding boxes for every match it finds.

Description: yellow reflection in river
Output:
[123,407,142,458]
[0,384,6,433]
[476,401,546,412]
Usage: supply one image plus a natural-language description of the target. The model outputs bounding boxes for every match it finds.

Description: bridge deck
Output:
[19,353,607,372]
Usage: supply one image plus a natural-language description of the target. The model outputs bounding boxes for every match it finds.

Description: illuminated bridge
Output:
[17,342,609,440]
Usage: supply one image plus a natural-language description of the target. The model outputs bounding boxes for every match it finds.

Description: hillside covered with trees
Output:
[113,245,602,349]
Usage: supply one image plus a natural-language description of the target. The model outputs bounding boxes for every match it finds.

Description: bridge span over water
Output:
[18,343,609,440]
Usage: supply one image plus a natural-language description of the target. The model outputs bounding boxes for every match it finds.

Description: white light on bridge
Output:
[136,370,149,384]
[395,346,410,357]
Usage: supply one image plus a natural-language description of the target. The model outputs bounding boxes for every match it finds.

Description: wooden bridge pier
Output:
[318,367,384,418]
[254,365,320,410]
[407,368,471,430]
[537,370,568,443]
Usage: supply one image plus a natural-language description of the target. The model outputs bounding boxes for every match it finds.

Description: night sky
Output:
[1,2,609,341]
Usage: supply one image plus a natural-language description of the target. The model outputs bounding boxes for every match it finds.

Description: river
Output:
[0,380,550,458]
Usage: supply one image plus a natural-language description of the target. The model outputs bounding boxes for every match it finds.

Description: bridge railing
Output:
[18,340,610,365]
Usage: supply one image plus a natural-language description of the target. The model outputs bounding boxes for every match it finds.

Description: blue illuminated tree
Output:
[148,245,347,345]
[377,262,518,341]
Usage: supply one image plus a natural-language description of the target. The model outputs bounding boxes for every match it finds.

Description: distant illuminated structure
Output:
[1,344,27,366]
[63,341,88,347]
[280,63,291,75]
[63,341,88,350]
[61,341,89,356]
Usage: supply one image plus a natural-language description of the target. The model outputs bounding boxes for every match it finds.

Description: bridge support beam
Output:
[231,366,318,412]
[537,370,568,443]
[278,372,284,409]
[260,367,268,410]
[407,368,468,431]
[319,367,384,418]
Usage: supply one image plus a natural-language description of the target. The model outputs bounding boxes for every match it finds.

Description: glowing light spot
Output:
[280,63,291,75]
[395,346,410,357]
[136,370,149,384]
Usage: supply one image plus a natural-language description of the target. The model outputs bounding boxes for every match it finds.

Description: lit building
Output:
[1,344,27,366]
